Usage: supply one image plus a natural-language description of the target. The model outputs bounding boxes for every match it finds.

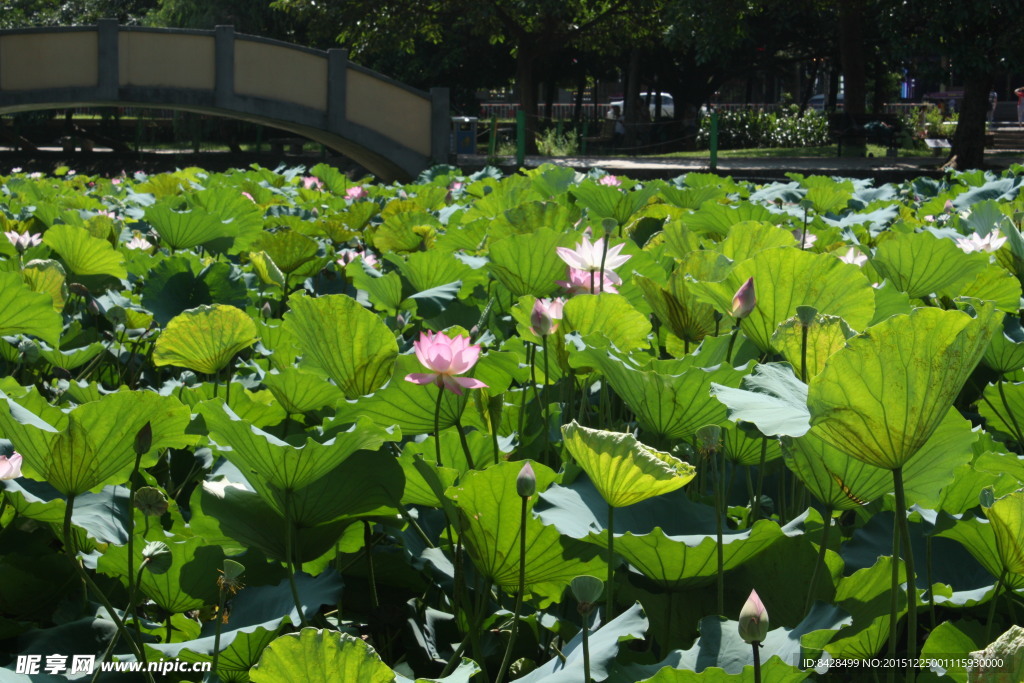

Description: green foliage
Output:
[697,110,831,150]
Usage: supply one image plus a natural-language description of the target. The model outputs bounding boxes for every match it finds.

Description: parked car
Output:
[608,92,675,118]
[808,93,844,110]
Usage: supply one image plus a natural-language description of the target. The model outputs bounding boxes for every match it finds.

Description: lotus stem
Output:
[495,495,528,683]
[454,418,476,470]
[752,642,762,683]
[582,608,592,683]
[987,568,1007,643]
[753,437,768,523]
[800,323,809,383]
[714,451,725,615]
[211,578,228,679]
[542,336,552,466]
[598,241,610,294]
[804,506,833,616]
[892,466,916,682]
[997,378,1024,449]
[604,504,617,620]
[434,385,445,467]
[725,320,741,365]
[284,515,308,627]
[926,536,936,629]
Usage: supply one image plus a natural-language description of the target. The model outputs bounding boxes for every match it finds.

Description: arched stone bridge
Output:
[0,21,449,181]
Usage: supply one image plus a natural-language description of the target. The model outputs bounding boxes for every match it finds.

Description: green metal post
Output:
[581,119,589,154]
[488,114,498,157]
[709,112,719,172]
[516,109,526,166]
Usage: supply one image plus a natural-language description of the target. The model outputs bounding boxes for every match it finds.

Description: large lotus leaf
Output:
[983,491,1024,575]
[248,250,287,289]
[21,259,67,311]
[717,221,797,263]
[871,230,988,299]
[983,314,1024,374]
[563,293,652,351]
[281,293,397,399]
[144,199,235,251]
[511,603,648,683]
[0,271,62,346]
[489,200,579,237]
[255,230,319,275]
[934,514,1024,591]
[1,480,131,545]
[807,303,1000,470]
[37,340,105,371]
[334,354,469,433]
[153,304,258,375]
[783,432,891,510]
[578,343,746,440]
[187,184,265,252]
[445,461,606,598]
[316,203,378,242]
[42,223,126,279]
[488,228,573,298]
[771,313,855,380]
[656,182,727,211]
[250,629,393,683]
[141,255,249,326]
[721,422,783,467]
[602,521,784,590]
[262,367,344,415]
[0,389,195,496]
[685,200,777,237]
[636,251,729,343]
[562,421,695,508]
[572,181,658,225]
[711,362,811,438]
[825,556,907,660]
[956,263,1021,313]
[347,260,404,316]
[920,620,986,683]
[198,399,395,493]
[978,381,1024,446]
[692,248,875,353]
[900,410,979,506]
[393,248,478,295]
[371,210,440,252]
[178,382,286,429]
[98,535,224,613]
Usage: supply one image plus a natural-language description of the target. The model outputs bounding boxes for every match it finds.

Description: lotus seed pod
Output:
[570,575,604,607]
[516,461,536,498]
[795,305,818,327]
[134,486,169,516]
[738,589,769,644]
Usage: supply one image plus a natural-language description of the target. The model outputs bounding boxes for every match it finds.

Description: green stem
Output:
[987,569,1007,643]
[606,505,616,619]
[582,608,592,683]
[211,585,227,678]
[541,337,552,465]
[893,467,917,682]
[800,323,809,383]
[997,378,1024,448]
[753,437,768,522]
[364,521,380,610]
[284,512,309,627]
[598,239,610,294]
[714,451,725,615]
[752,642,762,683]
[926,536,936,630]
[454,418,476,470]
[434,385,445,467]
[495,496,528,683]
[804,506,833,615]
[725,321,741,365]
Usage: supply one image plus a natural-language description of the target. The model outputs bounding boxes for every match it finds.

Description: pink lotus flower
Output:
[556,235,631,287]
[337,248,379,268]
[405,331,488,395]
[598,175,621,187]
[792,229,817,246]
[557,267,619,295]
[731,277,756,319]
[241,191,256,203]
[302,176,324,190]
[956,230,1007,254]
[837,246,868,266]
[5,231,42,252]
[0,452,23,480]
[125,233,153,251]
[345,186,369,201]
[530,298,564,336]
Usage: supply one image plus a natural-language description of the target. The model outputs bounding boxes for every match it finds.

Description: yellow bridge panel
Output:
[346,68,431,157]
[234,41,327,111]
[0,32,98,90]
[119,33,215,90]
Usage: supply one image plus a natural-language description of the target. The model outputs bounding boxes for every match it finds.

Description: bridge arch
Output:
[0,21,449,181]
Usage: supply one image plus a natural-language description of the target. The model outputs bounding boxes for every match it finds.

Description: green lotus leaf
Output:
[956,263,1021,313]
[143,199,235,251]
[198,399,396,493]
[42,223,127,279]
[920,621,985,683]
[710,362,811,438]
[564,294,652,352]
[636,251,729,344]
[262,367,344,415]
[935,515,1024,591]
[21,259,67,311]
[871,231,988,299]
[317,202,378,242]
[392,248,478,295]
[571,181,657,225]
[249,250,287,289]
[771,312,855,380]
[281,293,398,399]
[255,230,319,275]
[984,491,1024,575]
[346,261,404,316]
[983,314,1024,374]
[97,536,224,613]
[38,340,105,371]
[581,342,746,440]
[250,629,394,683]
[721,422,783,467]
[140,255,249,326]
[825,556,907,660]
[685,200,776,238]
[0,271,62,346]
[445,461,606,598]
[717,220,797,263]
[372,210,440,253]
[0,390,195,496]
[692,247,875,353]
[178,383,286,428]
[562,421,695,508]
[807,302,1000,470]
[488,228,574,298]
[598,521,783,590]
[806,182,854,214]
[656,181,727,210]
[153,304,258,375]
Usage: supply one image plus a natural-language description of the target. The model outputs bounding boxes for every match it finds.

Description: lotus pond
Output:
[3,161,1024,682]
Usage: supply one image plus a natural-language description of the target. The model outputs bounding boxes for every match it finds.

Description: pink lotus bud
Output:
[731,277,756,319]
[0,452,23,480]
[944,199,955,213]
[516,461,536,498]
[738,589,769,643]
[530,298,564,336]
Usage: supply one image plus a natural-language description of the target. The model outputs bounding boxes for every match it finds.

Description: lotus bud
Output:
[0,452,23,480]
[134,421,152,457]
[530,298,564,337]
[738,589,769,644]
[516,461,536,498]
[134,486,169,517]
[142,541,172,575]
[731,277,756,319]
[944,199,955,213]
[261,301,273,319]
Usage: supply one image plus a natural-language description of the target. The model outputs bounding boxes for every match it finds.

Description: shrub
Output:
[696,109,830,149]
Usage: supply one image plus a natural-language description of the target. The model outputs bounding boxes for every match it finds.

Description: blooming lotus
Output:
[598,174,621,187]
[345,186,369,200]
[530,298,564,336]
[837,246,868,266]
[792,229,817,246]
[556,235,631,288]
[125,234,153,251]
[405,331,488,395]
[956,230,1007,254]
[337,248,379,268]
[556,267,619,295]
[302,176,324,190]
[4,230,42,252]
[0,452,22,480]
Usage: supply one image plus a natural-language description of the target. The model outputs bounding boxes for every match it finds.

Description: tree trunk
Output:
[951,74,993,169]
[838,0,866,115]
